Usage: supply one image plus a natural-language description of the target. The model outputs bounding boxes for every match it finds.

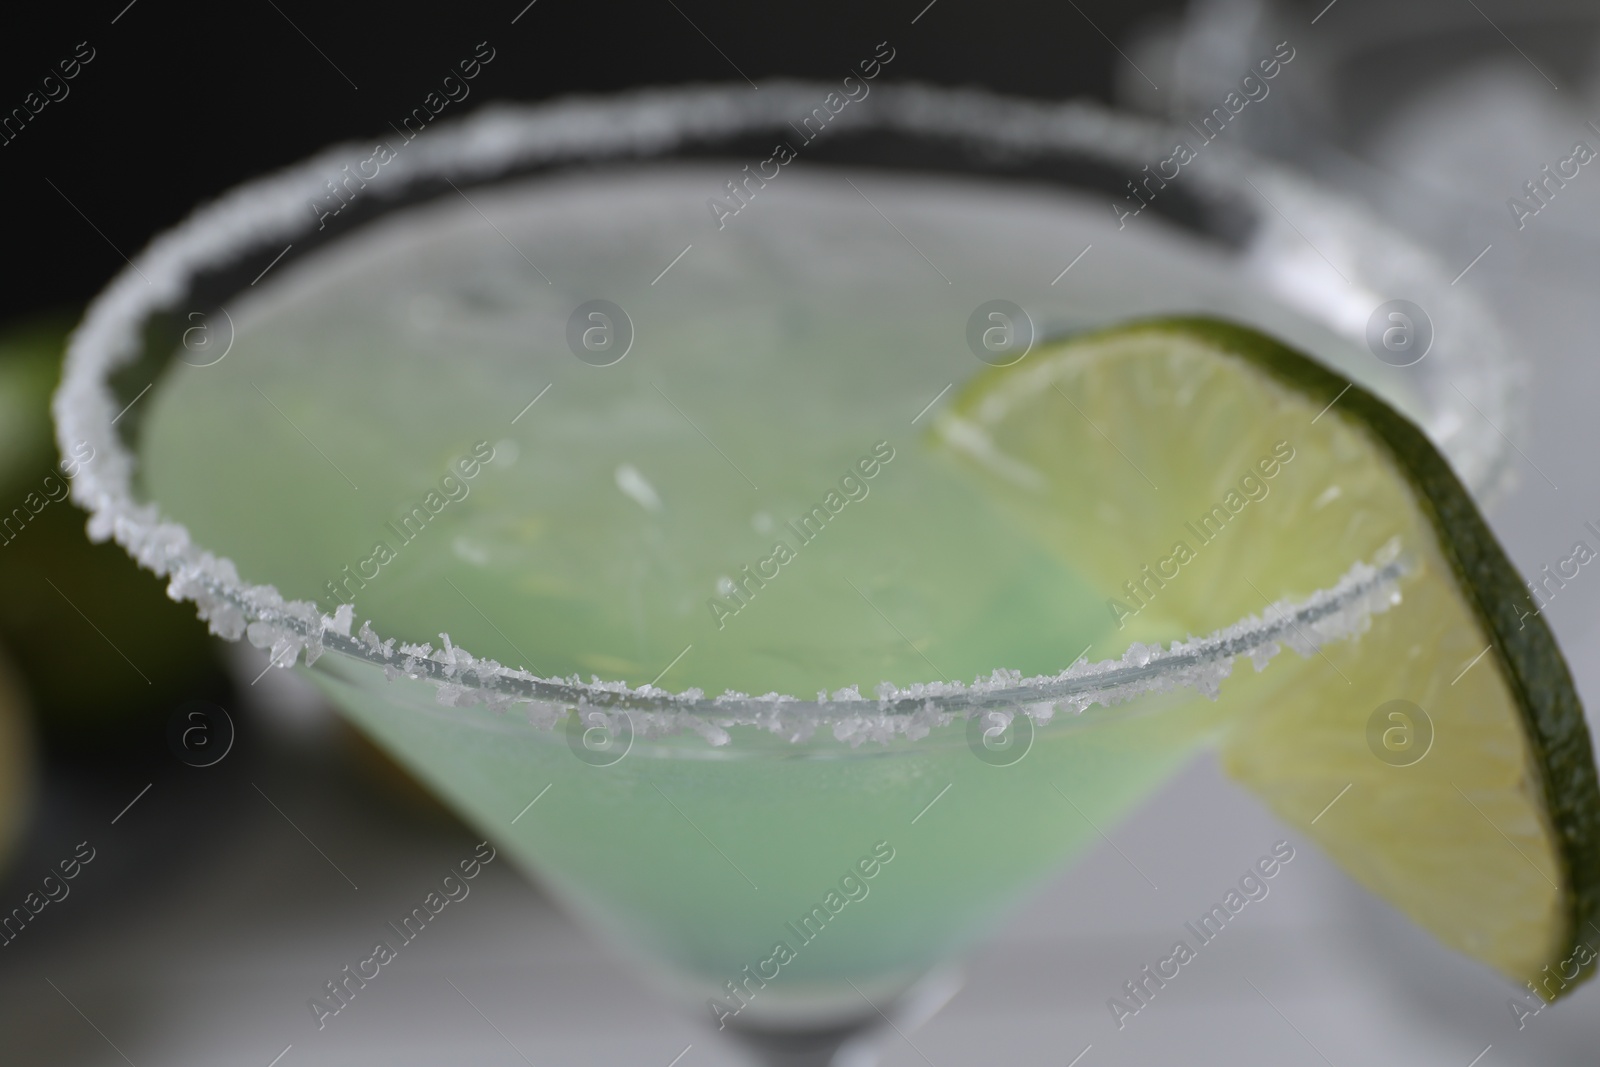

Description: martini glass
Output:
[57,85,1514,1064]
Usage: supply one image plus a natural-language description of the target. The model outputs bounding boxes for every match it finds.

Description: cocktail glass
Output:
[57,84,1515,1064]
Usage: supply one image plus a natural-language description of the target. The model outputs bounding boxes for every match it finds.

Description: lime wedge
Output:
[933,317,1600,993]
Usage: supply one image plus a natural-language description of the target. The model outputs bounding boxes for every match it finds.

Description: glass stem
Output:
[725,1019,882,1067]
[722,968,963,1067]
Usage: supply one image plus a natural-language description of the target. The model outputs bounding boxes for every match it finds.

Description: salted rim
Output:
[53,83,1501,743]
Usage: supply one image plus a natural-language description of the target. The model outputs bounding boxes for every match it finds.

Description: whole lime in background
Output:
[0,644,35,873]
[0,312,229,757]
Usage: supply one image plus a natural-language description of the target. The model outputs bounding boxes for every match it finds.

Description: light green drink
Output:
[140,167,1230,1019]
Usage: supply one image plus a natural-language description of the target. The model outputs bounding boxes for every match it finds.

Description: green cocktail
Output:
[140,164,1215,1022]
[60,87,1519,1061]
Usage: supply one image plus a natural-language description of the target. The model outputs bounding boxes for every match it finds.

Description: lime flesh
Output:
[934,317,1600,993]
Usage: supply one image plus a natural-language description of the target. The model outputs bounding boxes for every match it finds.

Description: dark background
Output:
[0,0,1187,325]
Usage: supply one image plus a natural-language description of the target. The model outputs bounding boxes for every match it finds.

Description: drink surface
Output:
[137,166,1385,1016]
[140,165,1390,698]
